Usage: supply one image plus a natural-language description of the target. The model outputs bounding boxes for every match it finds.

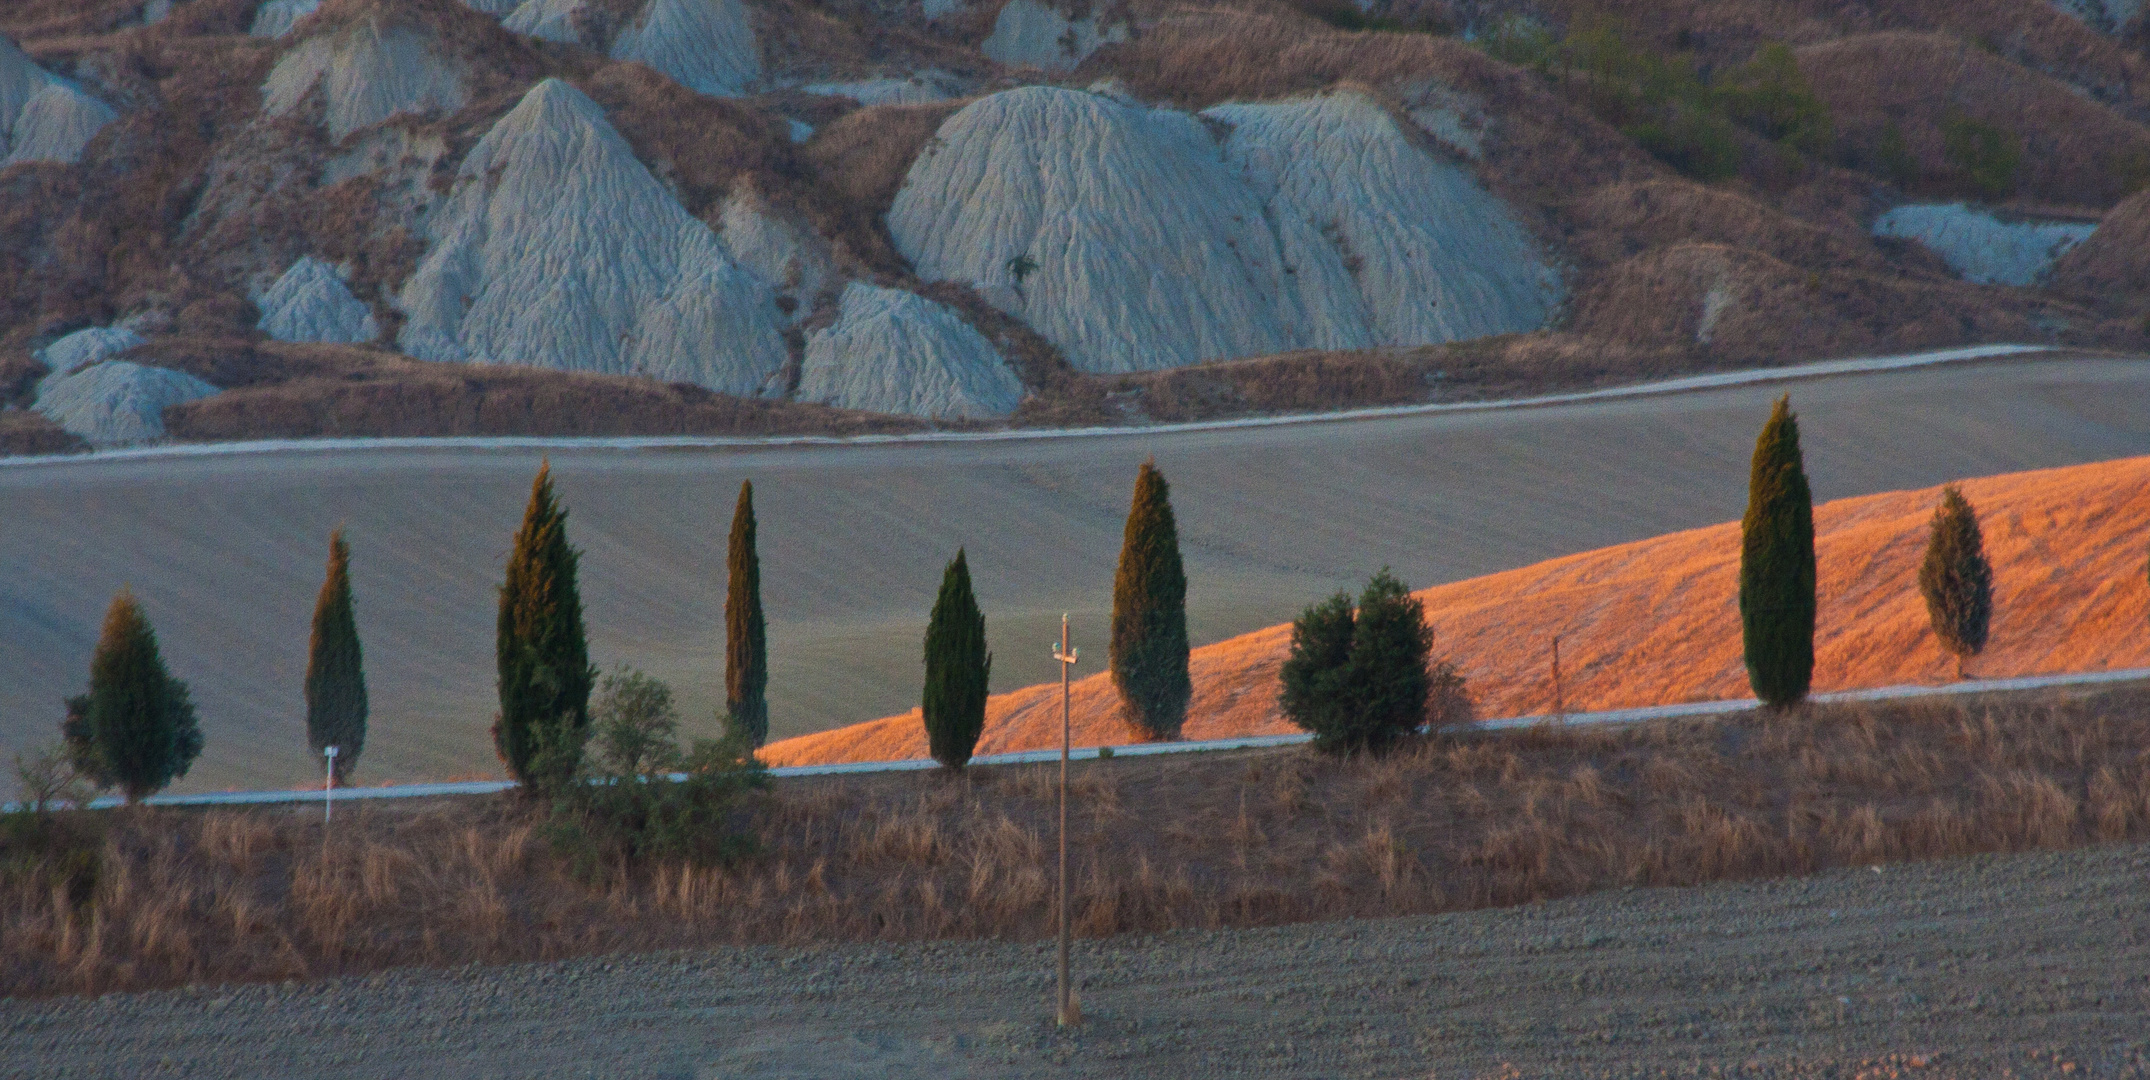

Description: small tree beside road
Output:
[1282,570,1463,755]
[305,529,367,785]
[1918,484,1994,678]
[922,549,991,770]
[495,461,595,796]
[1740,395,1816,710]
[1111,460,1191,741]
[69,590,203,805]
[725,481,769,748]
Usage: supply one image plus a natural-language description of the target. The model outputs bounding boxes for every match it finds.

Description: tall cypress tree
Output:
[1110,459,1191,741]
[495,461,595,794]
[83,590,203,805]
[725,480,769,748]
[1918,484,1993,678]
[921,549,991,769]
[1739,395,1817,709]
[305,529,368,785]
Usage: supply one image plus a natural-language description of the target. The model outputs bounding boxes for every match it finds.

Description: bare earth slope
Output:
[768,447,2150,766]
[4,841,2146,1078]
[5,354,2150,796]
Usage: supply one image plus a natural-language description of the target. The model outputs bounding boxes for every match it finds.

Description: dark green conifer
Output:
[1739,395,1817,709]
[495,461,594,794]
[305,529,368,784]
[921,549,991,769]
[80,590,203,804]
[1917,484,1993,678]
[1110,459,1191,741]
[1280,571,1436,755]
[725,480,769,748]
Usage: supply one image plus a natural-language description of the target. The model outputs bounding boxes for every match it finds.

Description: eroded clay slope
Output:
[395,78,791,393]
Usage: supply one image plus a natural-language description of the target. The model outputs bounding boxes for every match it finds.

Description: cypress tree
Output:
[495,461,595,794]
[1110,459,1191,741]
[1917,484,1993,678]
[724,480,769,748]
[1739,395,1817,709]
[921,549,991,769]
[83,590,203,805]
[305,529,368,785]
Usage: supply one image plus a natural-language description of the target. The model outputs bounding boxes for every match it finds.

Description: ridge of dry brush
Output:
[6,684,2150,997]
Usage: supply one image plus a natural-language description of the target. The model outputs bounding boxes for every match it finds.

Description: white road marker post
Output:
[323,745,339,824]
[1051,614,1081,1027]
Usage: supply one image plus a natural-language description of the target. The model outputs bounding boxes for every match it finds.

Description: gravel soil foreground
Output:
[5,842,2148,1079]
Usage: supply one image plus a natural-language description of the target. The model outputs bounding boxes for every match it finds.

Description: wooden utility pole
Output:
[1051,614,1081,1027]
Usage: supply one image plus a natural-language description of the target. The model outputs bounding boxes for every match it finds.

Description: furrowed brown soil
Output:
[7,683,2150,998]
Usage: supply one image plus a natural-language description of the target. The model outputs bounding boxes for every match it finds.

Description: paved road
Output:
[6,351,2150,796]
[4,841,2146,1078]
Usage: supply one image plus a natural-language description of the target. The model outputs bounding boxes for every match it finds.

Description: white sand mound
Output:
[262,18,467,141]
[396,78,790,394]
[257,257,381,344]
[803,72,960,106]
[0,38,116,166]
[34,325,146,378]
[1873,203,2096,287]
[249,0,321,37]
[1207,91,1558,346]
[799,282,1022,419]
[889,86,1556,373]
[33,361,218,446]
[611,0,760,97]
[980,0,1125,72]
[503,0,589,43]
[718,192,835,319]
[890,86,1311,373]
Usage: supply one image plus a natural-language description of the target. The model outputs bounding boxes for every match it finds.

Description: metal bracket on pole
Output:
[1051,614,1081,1027]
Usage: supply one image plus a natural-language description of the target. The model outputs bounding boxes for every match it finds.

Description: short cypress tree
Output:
[305,529,368,785]
[724,480,769,748]
[1739,395,1817,709]
[921,549,991,769]
[1280,570,1440,755]
[81,590,203,805]
[1918,484,1993,678]
[1110,459,1191,741]
[495,461,595,795]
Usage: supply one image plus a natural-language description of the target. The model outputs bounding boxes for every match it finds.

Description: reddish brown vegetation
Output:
[155,344,925,440]
[8,685,2150,997]
[1799,32,2150,209]
[0,410,84,457]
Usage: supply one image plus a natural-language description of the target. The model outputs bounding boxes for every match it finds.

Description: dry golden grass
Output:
[8,683,2150,997]
[2051,190,2150,316]
[767,454,2150,766]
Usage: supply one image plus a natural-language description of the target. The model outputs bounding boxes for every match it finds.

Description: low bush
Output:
[1281,570,1469,754]
[543,668,768,879]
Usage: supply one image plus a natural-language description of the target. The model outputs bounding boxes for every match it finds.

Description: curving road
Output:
[5,348,2150,795]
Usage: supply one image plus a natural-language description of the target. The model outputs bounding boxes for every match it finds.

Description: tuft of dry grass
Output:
[7,684,2150,997]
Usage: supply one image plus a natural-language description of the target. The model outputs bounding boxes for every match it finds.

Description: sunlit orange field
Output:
[764,456,2150,767]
